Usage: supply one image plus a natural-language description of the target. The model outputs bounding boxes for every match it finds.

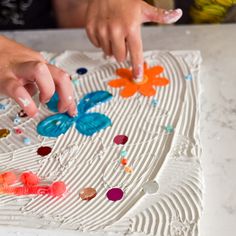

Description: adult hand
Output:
[0,36,77,117]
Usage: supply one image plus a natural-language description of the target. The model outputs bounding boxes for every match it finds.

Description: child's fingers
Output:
[14,61,55,104]
[110,27,126,62]
[98,25,112,56]
[142,3,182,24]
[127,27,144,82]
[4,78,38,117]
[47,64,77,117]
[86,21,101,48]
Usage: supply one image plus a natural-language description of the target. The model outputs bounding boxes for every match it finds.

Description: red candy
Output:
[51,182,66,196]
[113,135,128,145]
[37,146,52,157]
[0,172,17,185]
[20,172,40,186]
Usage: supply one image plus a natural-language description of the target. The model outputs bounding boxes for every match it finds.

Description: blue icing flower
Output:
[37,91,113,138]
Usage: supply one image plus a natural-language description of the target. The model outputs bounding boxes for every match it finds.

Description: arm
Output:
[52,0,89,28]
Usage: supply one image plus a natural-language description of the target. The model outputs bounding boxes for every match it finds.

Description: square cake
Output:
[0,50,202,236]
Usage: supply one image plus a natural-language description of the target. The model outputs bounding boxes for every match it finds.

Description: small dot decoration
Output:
[120,150,127,157]
[0,104,6,111]
[121,158,128,166]
[0,129,10,139]
[106,188,124,202]
[76,67,88,75]
[151,99,158,107]
[124,166,133,174]
[37,146,52,157]
[79,187,97,201]
[165,125,174,133]
[18,110,28,118]
[13,115,21,125]
[113,135,128,145]
[23,137,31,145]
[14,128,23,135]
[20,172,39,186]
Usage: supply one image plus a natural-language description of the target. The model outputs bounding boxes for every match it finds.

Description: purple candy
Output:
[106,188,124,202]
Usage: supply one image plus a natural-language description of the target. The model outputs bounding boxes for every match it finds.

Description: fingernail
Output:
[133,64,143,83]
[164,8,182,24]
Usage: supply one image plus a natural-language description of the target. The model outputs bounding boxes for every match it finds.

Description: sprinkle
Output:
[185,74,192,80]
[13,115,21,125]
[23,137,31,145]
[14,128,23,135]
[0,129,10,139]
[165,125,174,133]
[37,146,52,157]
[0,104,6,111]
[120,150,127,157]
[124,166,133,174]
[121,158,128,166]
[18,110,28,118]
[79,187,97,201]
[143,181,159,194]
[0,172,17,185]
[106,188,124,202]
[113,135,128,145]
[76,67,88,75]
[20,172,39,186]
[151,99,158,106]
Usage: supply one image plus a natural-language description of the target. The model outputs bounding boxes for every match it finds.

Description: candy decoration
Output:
[143,181,159,194]
[113,135,128,145]
[120,150,127,157]
[76,67,88,75]
[151,99,158,107]
[79,187,97,201]
[13,115,21,125]
[37,146,52,157]
[20,172,40,186]
[0,104,6,111]
[124,166,133,174]
[14,128,23,135]
[18,110,28,118]
[23,137,31,145]
[0,129,10,139]
[0,172,17,185]
[121,158,128,166]
[165,125,174,133]
[106,188,124,202]
[0,181,66,197]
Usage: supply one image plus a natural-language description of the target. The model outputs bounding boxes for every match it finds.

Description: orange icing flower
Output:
[108,63,169,98]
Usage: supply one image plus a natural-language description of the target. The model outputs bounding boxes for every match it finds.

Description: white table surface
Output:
[0,24,236,236]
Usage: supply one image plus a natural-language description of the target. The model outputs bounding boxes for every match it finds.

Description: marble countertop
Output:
[0,24,236,236]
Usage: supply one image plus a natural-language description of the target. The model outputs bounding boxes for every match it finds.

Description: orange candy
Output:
[124,166,133,174]
[121,158,128,166]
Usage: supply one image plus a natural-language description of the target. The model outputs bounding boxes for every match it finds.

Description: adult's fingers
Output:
[86,21,101,48]
[3,77,38,117]
[141,2,182,24]
[97,25,112,56]
[47,64,77,117]
[127,26,144,82]
[14,61,55,104]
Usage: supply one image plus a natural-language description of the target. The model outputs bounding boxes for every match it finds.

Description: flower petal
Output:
[146,66,164,78]
[108,78,128,88]
[116,68,132,80]
[120,84,138,98]
[139,84,156,97]
[152,77,169,86]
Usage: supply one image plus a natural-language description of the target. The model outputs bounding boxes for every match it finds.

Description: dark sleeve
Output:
[0,0,57,30]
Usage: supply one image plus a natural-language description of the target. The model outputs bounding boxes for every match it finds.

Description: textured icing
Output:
[0,50,202,236]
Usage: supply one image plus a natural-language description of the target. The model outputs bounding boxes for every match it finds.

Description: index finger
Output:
[127,26,144,83]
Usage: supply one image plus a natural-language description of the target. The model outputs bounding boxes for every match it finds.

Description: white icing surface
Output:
[0,50,202,236]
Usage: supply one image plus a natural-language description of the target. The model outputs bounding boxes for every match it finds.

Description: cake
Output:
[0,50,202,236]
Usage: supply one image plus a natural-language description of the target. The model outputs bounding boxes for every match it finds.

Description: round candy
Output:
[20,172,40,186]
[76,67,88,75]
[106,188,124,202]
[23,137,31,145]
[143,181,159,194]
[121,158,128,166]
[113,135,128,145]
[37,146,52,157]
[18,110,28,118]
[0,172,17,185]
[124,166,133,174]
[51,181,66,196]
[0,129,10,139]
[120,150,127,157]
[79,187,97,201]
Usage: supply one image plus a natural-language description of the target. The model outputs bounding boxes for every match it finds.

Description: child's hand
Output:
[85,0,182,81]
[0,36,77,117]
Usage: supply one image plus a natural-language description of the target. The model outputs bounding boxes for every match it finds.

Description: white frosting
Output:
[0,50,202,236]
